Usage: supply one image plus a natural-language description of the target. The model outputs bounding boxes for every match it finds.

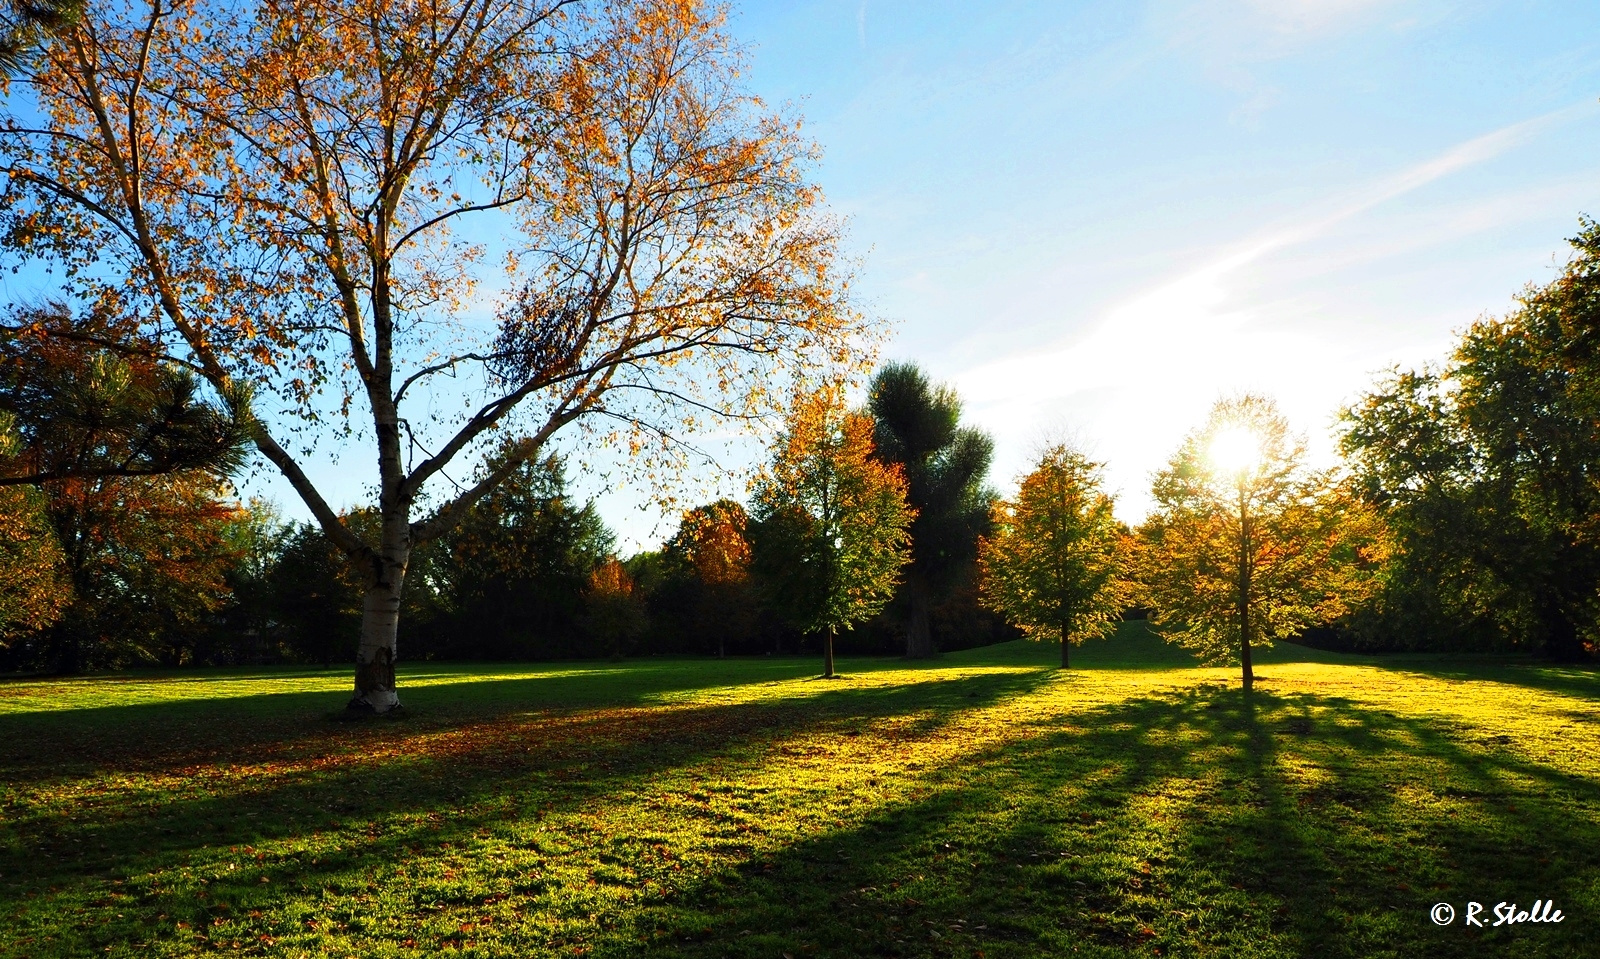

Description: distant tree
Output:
[978,446,1126,668]
[32,472,243,671]
[416,447,613,660]
[1139,396,1383,690]
[665,500,755,657]
[1342,221,1600,660]
[582,558,648,659]
[268,520,365,667]
[867,363,994,658]
[751,387,913,678]
[0,306,250,670]
[203,497,288,664]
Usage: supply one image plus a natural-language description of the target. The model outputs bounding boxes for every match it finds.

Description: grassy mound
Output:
[3,623,1597,957]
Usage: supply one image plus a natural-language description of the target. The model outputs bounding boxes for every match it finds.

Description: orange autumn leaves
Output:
[752,387,913,642]
[978,397,1387,676]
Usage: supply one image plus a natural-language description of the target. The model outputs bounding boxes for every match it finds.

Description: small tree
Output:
[1138,396,1383,689]
[751,387,913,678]
[978,445,1125,668]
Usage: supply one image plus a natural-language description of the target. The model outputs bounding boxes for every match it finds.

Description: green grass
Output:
[3,623,1599,958]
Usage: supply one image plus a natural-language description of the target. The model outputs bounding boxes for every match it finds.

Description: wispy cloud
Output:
[951,100,1597,509]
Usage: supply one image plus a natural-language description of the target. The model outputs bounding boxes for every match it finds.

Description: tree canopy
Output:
[0,0,870,709]
[1342,219,1600,660]
[867,362,994,658]
[751,387,912,677]
[1139,396,1382,688]
[979,445,1125,668]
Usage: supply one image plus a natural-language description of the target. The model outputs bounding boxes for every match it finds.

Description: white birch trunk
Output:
[349,512,410,713]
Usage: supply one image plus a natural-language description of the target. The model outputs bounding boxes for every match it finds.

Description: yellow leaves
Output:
[752,385,912,633]
[978,445,1125,646]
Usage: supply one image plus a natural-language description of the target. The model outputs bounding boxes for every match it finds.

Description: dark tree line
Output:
[1339,220,1600,660]
[2,346,1017,669]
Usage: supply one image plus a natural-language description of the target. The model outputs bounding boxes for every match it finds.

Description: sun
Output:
[1209,425,1261,479]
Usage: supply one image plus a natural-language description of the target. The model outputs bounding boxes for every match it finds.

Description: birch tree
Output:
[0,0,868,710]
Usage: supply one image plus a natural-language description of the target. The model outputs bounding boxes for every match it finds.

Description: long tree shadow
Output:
[1,666,1063,956]
[612,687,1600,959]
[0,656,1011,780]
[1360,658,1600,703]
[9,672,1598,958]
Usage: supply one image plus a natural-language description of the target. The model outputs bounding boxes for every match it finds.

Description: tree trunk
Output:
[904,575,934,659]
[349,519,410,713]
[1060,624,1070,669]
[1239,621,1254,691]
[823,625,836,678]
[1237,483,1254,692]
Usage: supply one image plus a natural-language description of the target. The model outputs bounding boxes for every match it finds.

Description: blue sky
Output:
[664,0,1600,527]
[219,0,1600,546]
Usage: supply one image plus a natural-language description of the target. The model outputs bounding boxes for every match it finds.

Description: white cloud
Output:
[950,102,1598,517]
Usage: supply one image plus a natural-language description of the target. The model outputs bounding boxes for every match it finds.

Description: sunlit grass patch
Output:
[3,624,1598,957]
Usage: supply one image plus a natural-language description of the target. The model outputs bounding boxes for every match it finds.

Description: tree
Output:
[1342,220,1600,660]
[751,386,912,678]
[0,483,66,644]
[978,445,1125,668]
[0,305,251,487]
[867,363,994,658]
[1138,396,1382,690]
[267,520,365,667]
[415,448,612,660]
[582,557,647,659]
[0,0,78,75]
[31,471,244,671]
[665,499,754,657]
[1,0,867,710]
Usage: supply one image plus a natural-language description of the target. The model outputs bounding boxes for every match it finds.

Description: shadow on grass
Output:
[630,687,1600,959]
[1,665,1062,956]
[1362,658,1600,703]
[0,655,979,778]
[8,665,1599,959]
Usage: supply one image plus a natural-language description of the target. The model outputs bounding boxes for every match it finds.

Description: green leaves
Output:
[750,387,913,639]
[0,304,252,487]
[1341,220,1600,658]
[978,446,1126,661]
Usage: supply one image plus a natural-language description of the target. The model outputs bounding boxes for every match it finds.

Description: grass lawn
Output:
[3,623,1598,958]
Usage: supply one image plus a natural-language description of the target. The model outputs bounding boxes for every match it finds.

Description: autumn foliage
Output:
[979,446,1127,668]
[0,0,870,706]
[1136,396,1386,686]
[752,387,913,676]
